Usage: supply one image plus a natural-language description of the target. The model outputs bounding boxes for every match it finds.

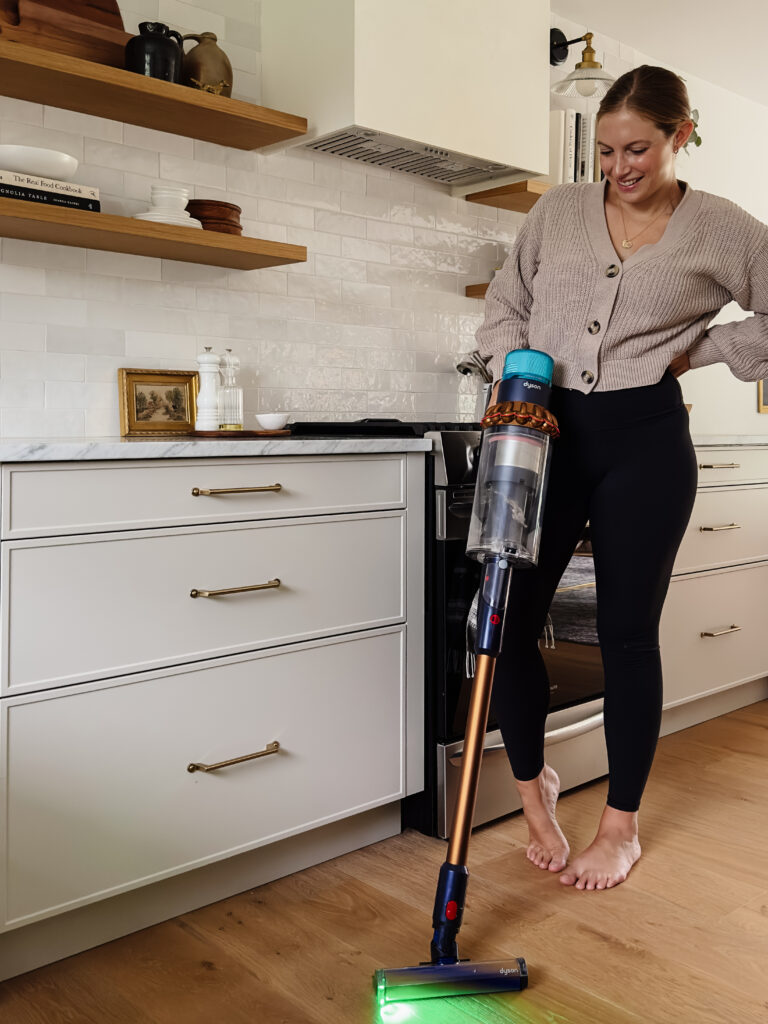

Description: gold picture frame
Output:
[118,368,199,436]
[759,380,768,414]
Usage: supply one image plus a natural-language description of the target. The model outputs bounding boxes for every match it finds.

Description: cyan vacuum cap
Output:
[502,349,554,386]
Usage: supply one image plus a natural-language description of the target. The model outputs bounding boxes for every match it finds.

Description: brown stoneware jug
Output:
[181,33,233,97]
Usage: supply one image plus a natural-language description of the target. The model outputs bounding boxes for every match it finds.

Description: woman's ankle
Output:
[598,804,639,839]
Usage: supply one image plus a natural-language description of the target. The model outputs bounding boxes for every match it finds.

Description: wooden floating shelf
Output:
[0,40,307,150]
[0,199,307,270]
[465,283,489,299]
[465,179,552,214]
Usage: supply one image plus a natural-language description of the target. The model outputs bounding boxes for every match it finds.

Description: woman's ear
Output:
[674,120,694,152]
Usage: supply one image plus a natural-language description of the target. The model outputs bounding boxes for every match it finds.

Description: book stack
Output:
[539,109,603,186]
[0,170,100,212]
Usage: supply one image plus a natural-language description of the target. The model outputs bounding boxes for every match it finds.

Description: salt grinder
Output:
[195,347,221,431]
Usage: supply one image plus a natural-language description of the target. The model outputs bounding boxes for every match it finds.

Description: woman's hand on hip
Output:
[669,352,691,378]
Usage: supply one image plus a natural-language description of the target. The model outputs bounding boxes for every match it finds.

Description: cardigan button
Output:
[581,370,595,384]
[588,321,601,334]
[606,264,620,278]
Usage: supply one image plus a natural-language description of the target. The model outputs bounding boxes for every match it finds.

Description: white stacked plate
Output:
[133,185,203,228]
[133,210,203,228]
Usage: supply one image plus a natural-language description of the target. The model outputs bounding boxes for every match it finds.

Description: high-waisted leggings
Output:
[491,371,698,812]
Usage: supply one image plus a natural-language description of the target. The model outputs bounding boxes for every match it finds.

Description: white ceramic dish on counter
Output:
[0,145,79,179]
[256,413,290,430]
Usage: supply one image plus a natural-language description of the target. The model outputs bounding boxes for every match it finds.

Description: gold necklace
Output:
[618,189,676,249]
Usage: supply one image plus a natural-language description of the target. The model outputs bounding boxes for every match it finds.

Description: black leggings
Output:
[491,372,698,812]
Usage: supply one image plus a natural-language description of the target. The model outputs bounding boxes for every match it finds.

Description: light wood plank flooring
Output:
[1,702,766,1023]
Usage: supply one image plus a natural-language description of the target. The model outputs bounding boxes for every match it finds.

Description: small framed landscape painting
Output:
[118,368,199,436]
[759,380,768,414]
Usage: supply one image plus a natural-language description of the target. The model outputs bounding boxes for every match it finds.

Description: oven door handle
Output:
[448,711,604,765]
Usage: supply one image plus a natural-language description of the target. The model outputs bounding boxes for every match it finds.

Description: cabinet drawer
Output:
[0,629,405,929]
[2,512,404,694]
[1,455,407,538]
[660,562,768,707]
[673,485,768,573]
[695,448,768,487]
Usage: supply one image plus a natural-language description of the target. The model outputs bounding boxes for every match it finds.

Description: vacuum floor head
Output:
[374,958,528,1005]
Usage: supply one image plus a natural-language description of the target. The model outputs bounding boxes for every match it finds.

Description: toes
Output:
[559,871,577,886]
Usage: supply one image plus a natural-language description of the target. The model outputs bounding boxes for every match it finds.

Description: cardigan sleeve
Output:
[688,229,768,381]
[474,193,547,382]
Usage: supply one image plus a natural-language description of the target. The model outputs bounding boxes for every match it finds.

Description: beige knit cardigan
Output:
[475,179,768,392]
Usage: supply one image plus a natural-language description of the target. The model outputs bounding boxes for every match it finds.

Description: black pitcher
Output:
[125,22,184,83]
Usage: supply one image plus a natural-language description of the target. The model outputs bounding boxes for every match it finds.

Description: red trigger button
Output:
[445,900,458,921]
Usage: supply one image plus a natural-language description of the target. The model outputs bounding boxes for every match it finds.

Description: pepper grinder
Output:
[195,347,221,431]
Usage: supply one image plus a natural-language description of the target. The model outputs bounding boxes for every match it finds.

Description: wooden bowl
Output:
[185,200,242,235]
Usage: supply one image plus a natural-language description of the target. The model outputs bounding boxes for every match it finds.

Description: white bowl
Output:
[256,413,290,430]
[150,185,189,211]
[0,145,79,180]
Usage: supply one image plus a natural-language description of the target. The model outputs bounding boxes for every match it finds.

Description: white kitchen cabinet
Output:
[0,448,424,945]
[661,445,768,708]
[1,629,404,930]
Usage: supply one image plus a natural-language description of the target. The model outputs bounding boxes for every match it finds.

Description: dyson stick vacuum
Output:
[374,350,560,1008]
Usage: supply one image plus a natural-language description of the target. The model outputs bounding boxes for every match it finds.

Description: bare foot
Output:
[515,764,570,872]
[560,806,641,890]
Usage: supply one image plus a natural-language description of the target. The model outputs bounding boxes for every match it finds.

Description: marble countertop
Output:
[0,434,765,463]
[0,436,433,462]
[691,435,768,446]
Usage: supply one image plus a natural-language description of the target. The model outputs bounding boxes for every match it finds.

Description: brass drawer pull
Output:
[190,578,281,599]
[699,523,741,532]
[187,740,280,773]
[191,484,282,496]
[700,624,742,638]
[697,463,740,470]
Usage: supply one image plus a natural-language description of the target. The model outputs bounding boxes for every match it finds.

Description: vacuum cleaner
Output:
[374,349,560,1009]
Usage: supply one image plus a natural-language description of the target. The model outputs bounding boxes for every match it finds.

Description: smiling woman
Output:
[475,63,768,893]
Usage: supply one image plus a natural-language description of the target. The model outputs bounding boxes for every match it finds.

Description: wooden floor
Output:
[1,702,767,1023]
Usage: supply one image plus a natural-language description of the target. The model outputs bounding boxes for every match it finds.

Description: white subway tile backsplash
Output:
[85,139,160,177]
[1,351,85,381]
[125,331,199,360]
[46,381,115,409]
[314,254,366,283]
[2,294,88,327]
[123,124,195,158]
[287,276,342,302]
[0,323,45,352]
[43,108,123,143]
[0,265,46,295]
[1,408,85,437]
[85,251,162,280]
[3,240,86,271]
[47,326,126,356]
[0,97,43,125]
[159,0,226,36]
[315,210,368,239]
[0,380,44,407]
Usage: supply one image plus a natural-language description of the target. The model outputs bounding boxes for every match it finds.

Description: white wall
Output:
[0,3,765,437]
[551,10,768,437]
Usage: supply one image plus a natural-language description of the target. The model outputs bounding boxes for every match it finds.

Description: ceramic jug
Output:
[125,22,184,83]
[182,33,233,97]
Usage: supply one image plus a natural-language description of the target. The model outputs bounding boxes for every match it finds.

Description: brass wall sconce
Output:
[550,29,615,99]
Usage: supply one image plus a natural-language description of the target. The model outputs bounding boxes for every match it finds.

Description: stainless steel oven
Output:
[403,430,607,838]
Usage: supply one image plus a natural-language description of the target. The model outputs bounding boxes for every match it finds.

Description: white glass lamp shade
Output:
[552,67,615,99]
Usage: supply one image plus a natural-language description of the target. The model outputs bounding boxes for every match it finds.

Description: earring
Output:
[673,146,679,154]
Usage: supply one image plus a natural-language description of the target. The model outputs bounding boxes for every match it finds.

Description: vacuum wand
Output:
[375,350,560,1007]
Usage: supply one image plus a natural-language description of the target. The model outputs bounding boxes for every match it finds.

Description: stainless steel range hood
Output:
[262,0,550,193]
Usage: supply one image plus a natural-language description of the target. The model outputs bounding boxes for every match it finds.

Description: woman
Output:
[476,65,768,891]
